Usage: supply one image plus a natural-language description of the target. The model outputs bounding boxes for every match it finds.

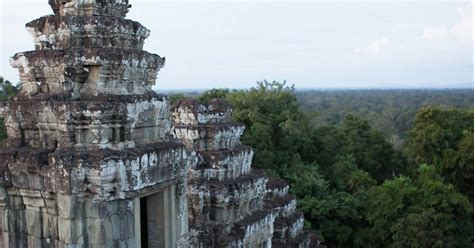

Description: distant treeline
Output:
[296,89,474,149]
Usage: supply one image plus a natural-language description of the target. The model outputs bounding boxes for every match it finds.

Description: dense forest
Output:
[1,78,473,246]
[179,81,474,247]
[296,89,474,150]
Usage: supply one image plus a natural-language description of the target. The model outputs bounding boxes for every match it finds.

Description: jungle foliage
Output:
[296,89,474,150]
[0,77,17,141]
[183,81,474,247]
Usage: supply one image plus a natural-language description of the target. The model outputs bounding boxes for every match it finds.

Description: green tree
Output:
[198,88,230,103]
[286,162,367,247]
[361,165,474,247]
[0,76,17,141]
[226,80,312,174]
[407,107,474,198]
[196,84,473,247]
[341,115,405,182]
[0,77,17,101]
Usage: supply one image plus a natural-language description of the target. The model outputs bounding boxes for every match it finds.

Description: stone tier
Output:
[264,194,297,218]
[172,98,233,126]
[190,146,253,181]
[11,48,164,96]
[174,123,245,151]
[188,171,267,224]
[273,232,313,248]
[265,176,290,200]
[3,94,171,149]
[189,209,275,247]
[0,142,191,200]
[49,0,131,18]
[273,212,305,242]
[223,209,276,247]
[27,15,149,50]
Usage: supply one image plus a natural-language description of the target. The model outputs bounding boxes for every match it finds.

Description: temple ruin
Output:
[0,0,318,247]
[172,99,316,247]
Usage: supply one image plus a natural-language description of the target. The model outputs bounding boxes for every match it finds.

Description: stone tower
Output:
[0,0,193,247]
[172,99,317,247]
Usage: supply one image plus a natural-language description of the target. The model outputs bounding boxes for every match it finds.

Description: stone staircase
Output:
[172,98,319,247]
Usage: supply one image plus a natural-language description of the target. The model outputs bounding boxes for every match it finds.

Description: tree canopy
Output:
[184,82,474,247]
[0,76,17,141]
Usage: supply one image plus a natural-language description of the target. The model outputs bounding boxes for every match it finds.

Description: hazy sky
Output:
[0,0,472,89]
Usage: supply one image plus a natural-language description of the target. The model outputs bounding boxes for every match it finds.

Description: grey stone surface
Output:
[0,0,191,247]
[172,99,317,247]
[0,1,319,247]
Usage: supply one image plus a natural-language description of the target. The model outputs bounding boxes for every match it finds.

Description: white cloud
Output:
[422,25,448,40]
[422,1,472,42]
[354,37,391,55]
[452,3,472,41]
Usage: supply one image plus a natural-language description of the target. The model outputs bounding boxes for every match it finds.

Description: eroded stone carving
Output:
[0,1,191,247]
[1,0,319,247]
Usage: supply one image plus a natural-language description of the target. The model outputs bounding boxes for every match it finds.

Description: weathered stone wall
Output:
[0,0,192,247]
[27,16,149,50]
[4,95,172,149]
[1,0,320,247]
[11,49,164,97]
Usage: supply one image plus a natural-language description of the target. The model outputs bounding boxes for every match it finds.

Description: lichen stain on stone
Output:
[0,1,318,247]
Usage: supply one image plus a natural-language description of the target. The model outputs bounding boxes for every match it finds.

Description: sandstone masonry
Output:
[1,0,191,247]
[0,1,319,247]
[172,99,317,247]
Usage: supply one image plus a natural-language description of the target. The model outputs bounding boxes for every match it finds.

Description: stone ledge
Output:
[273,231,315,248]
[190,146,253,181]
[264,194,297,218]
[27,15,149,50]
[273,212,305,241]
[174,123,245,151]
[172,98,233,126]
[11,48,164,96]
[265,176,290,199]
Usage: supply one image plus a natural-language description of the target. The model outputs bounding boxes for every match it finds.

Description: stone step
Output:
[273,231,315,248]
[273,212,305,241]
[264,194,297,218]
[208,170,267,208]
[188,171,268,223]
[174,123,245,151]
[265,176,290,199]
[225,209,276,247]
[189,209,276,247]
[190,146,253,181]
[172,98,233,126]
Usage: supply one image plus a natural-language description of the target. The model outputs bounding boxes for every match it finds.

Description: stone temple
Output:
[0,0,319,247]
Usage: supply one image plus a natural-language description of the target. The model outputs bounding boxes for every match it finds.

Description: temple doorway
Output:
[135,186,177,248]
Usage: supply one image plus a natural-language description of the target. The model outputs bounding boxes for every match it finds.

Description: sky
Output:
[0,0,472,90]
